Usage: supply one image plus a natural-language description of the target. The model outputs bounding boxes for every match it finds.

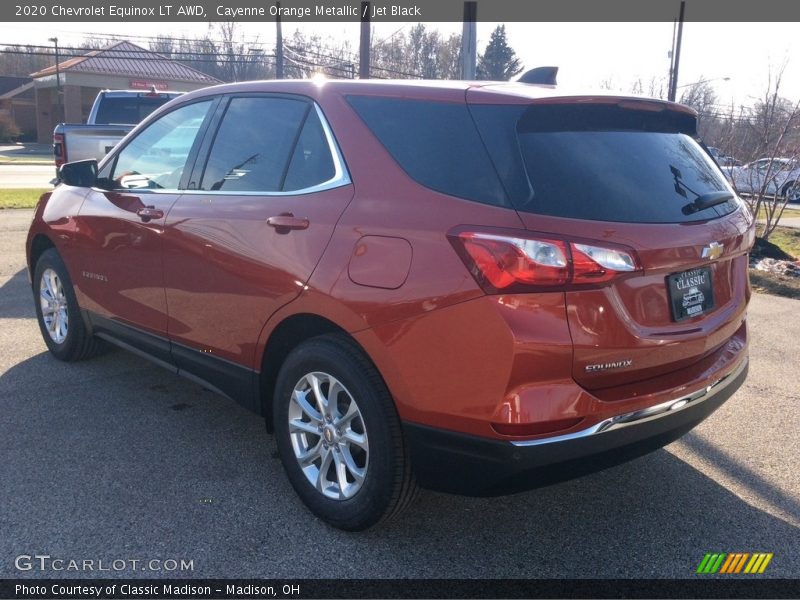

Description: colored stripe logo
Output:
[696,553,773,574]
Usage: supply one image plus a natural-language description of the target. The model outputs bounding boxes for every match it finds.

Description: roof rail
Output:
[518,66,558,86]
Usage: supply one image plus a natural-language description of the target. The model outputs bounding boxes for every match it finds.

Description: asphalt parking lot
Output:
[0,208,798,579]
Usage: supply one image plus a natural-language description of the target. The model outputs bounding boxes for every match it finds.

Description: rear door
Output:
[469,98,754,390]
[162,94,353,372]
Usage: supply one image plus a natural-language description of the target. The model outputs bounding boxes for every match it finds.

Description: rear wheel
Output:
[783,180,800,203]
[33,248,102,361]
[273,334,417,530]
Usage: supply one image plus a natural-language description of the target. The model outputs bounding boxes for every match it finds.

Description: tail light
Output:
[53,133,66,168]
[449,230,641,292]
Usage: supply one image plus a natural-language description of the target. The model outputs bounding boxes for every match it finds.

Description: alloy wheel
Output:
[39,268,69,344]
[288,371,369,500]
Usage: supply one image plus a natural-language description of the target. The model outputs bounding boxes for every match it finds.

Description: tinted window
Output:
[111,100,212,190]
[200,97,309,192]
[95,96,175,125]
[347,96,509,207]
[283,109,336,191]
[471,103,737,223]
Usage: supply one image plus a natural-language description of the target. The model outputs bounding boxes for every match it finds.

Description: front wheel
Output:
[33,248,102,361]
[273,334,417,530]
[783,180,800,204]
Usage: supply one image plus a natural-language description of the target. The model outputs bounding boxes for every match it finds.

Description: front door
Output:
[71,99,216,346]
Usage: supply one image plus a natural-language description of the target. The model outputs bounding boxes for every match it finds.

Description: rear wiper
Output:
[681,191,734,215]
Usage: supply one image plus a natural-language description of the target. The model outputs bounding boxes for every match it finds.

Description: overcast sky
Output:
[2,21,798,108]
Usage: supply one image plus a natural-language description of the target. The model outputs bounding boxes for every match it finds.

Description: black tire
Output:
[273,334,417,531]
[782,180,800,203]
[33,248,102,361]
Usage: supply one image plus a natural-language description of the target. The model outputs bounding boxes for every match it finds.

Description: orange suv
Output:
[27,76,753,530]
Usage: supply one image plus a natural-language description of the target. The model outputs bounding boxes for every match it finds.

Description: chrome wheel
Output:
[39,268,69,344]
[288,371,369,500]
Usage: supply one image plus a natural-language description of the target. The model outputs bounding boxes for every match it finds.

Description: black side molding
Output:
[86,312,259,414]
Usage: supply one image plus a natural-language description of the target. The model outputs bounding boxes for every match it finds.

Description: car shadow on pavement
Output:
[0,268,34,319]
[368,447,799,578]
[1,349,797,579]
[678,432,800,528]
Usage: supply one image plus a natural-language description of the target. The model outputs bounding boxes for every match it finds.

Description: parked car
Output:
[722,157,800,202]
[707,146,739,167]
[27,78,754,531]
[53,89,183,173]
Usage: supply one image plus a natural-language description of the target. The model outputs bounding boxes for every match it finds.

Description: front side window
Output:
[199,97,336,193]
[111,100,213,191]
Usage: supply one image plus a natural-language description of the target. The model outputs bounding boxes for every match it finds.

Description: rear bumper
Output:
[404,356,748,496]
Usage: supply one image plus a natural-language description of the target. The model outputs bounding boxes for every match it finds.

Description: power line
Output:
[0,47,277,66]
[1,39,430,81]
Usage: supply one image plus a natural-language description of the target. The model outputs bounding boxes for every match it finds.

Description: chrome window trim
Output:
[113,102,351,197]
[510,358,747,448]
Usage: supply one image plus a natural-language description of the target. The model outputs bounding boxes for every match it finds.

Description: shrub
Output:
[0,114,22,142]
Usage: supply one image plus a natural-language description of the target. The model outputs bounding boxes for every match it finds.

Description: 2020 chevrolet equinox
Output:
[27,76,753,530]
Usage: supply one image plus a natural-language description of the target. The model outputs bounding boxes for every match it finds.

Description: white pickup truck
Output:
[53,89,182,173]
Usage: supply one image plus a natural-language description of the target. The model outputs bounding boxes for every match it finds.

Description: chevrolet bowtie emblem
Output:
[701,242,724,260]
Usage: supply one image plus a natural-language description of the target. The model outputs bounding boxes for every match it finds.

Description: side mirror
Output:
[59,159,98,187]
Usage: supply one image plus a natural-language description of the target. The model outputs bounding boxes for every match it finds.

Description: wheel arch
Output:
[259,313,380,432]
[28,234,56,275]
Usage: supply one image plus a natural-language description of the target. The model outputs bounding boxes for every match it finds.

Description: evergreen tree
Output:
[476,25,523,81]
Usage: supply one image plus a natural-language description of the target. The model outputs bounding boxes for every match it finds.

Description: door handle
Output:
[136,206,164,222]
[267,213,309,233]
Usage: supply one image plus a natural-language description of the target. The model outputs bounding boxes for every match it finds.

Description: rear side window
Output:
[471,103,737,223]
[283,109,336,192]
[347,96,509,207]
[200,97,308,192]
[199,97,338,193]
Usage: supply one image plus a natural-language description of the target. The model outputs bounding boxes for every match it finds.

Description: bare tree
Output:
[283,30,357,79]
[0,44,53,76]
[371,24,461,79]
[721,64,800,240]
[679,78,717,139]
[647,76,668,100]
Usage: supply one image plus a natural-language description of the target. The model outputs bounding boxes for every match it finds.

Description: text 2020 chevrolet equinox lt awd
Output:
[27,75,753,530]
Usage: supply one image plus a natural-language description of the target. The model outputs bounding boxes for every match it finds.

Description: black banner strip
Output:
[2,578,800,599]
[4,0,800,22]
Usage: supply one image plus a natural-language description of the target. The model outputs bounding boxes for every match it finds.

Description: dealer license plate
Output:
[667,267,714,321]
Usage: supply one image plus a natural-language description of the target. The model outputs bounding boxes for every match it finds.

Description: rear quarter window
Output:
[346,96,509,207]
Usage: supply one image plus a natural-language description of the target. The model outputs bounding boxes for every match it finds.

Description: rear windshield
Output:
[471,103,738,223]
[94,96,174,125]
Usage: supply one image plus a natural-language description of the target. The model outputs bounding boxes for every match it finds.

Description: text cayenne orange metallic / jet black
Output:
[27,74,754,530]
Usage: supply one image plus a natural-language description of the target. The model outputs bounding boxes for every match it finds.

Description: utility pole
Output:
[48,37,61,121]
[667,19,677,96]
[359,1,370,79]
[275,1,284,79]
[668,1,685,102]
[461,2,477,79]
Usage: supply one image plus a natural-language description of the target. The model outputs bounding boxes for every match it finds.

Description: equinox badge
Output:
[585,360,633,373]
